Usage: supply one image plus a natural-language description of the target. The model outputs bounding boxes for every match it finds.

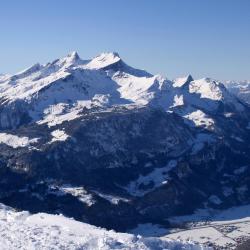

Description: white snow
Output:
[165,204,250,249]
[50,129,69,143]
[0,203,207,250]
[37,103,83,127]
[93,191,130,205]
[60,185,94,206]
[130,223,169,237]
[125,160,177,197]
[225,80,250,105]
[173,75,193,88]
[189,78,224,101]
[112,72,166,105]
[165,227,235,248]
[0,133,39,148]
[84,52,121,69]
[49,184,95,206]
[183,109,214,128]
[171,94,184,107]
[0,52,245,130]
[188,78,244,111]
[0,73,10,82]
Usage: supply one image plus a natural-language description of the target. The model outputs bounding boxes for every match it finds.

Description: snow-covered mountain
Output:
[225,80,250,104]
[0,52,245,130]
[0,52,250,248]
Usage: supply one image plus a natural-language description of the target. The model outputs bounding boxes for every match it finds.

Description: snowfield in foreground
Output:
[0,203,208,250]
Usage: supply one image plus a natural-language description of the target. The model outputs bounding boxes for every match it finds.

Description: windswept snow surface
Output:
[0,203,208,250]
[0,133,39,148]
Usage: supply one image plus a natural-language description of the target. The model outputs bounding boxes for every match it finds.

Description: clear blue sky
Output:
[1,0,249,80]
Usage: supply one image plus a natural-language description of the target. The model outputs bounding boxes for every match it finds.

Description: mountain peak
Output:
[48,51,82,69]
[67,51,80,60]
[85,52,121,70]
[173,74,194,87]
[61,51,81,66]
[99,52,120,59]
[189,77,227,101]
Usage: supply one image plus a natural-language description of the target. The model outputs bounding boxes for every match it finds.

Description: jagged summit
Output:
[85,52,121,70]
[189,78,227,100]
[59,51,81,66]
[51,51,82,68]
[68,51,80,59]
[173,74,194,87]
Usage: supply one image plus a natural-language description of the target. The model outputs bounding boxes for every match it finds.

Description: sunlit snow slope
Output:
[0,203,208,250]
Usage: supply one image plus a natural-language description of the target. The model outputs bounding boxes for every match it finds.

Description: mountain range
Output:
[0,52,249,238]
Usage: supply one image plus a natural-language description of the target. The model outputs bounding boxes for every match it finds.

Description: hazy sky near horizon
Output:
[0,0,249,80]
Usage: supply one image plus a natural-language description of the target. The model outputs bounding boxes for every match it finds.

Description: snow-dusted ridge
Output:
[84,52,121,69]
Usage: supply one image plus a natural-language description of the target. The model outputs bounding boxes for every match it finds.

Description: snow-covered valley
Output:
[131,204,250,249]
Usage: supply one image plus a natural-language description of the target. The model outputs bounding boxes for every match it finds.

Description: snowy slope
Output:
[0,203,208,250]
